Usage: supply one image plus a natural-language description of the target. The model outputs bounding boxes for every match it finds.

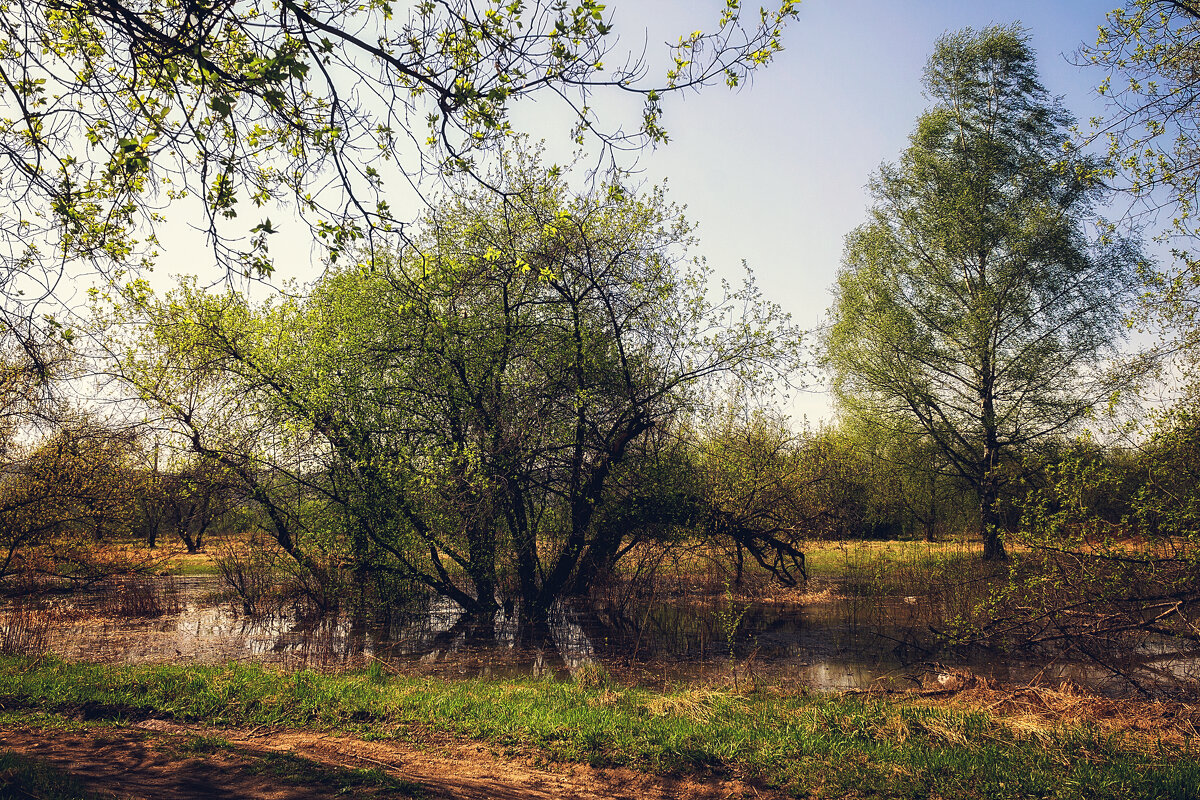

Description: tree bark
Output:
[980,480,1007,560]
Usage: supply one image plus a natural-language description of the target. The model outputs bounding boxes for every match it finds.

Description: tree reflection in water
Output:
[28,576,1200,696]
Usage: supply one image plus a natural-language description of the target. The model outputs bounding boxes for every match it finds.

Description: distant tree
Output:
[0,420,141,584]
[135,452,238,553]
[846,420,972,543]
[691,407,811,586]
[823,26,1143,560]
[691,410,935,584]
[785,427,881,541]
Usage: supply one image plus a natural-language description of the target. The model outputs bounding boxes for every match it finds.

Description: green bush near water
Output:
[0,656,1195,799]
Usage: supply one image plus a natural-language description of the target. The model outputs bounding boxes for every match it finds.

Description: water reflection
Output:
[23,577,1200,696]
[376,597,598,679]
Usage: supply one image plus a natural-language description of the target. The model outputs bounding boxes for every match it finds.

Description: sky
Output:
[616,0,1129,424]
[146,0,1130,424]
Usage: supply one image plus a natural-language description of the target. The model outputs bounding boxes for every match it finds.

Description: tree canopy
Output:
[1087,1,1200,231]
[108,153,801,615]
[0,0,796,340]
[823,25,1143,560]
[1085,1,1200,375]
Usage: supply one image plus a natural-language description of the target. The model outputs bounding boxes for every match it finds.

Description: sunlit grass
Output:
[160,557,221,577]
[0,656,1195,799]
[804,539,984,580]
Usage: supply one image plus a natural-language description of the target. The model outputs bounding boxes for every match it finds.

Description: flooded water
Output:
[11,576,1200,696]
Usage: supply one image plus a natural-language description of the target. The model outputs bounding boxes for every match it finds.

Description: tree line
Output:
[0,3,1197,635]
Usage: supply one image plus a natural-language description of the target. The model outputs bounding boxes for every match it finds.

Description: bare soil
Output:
[0,719,778,800]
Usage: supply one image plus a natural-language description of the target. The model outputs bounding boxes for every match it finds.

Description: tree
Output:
[1085,2,1200,374]
[0,0,795,338]
[845,419,974,543]
[1085,2,1200,365]
[108,154,801,616]
[134,450,239,553]
[992,416,1200,692]
[0,418,143,584]
[690,406,812,586]
[822,26,1143,560]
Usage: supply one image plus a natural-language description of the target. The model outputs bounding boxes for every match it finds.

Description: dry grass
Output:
[914,668,1200,749]
[0,606,49,655]
[641,688,733,722]
[94,575,182,618]
[759,584,835,603]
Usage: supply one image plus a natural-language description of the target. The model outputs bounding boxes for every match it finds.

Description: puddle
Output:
[15,577,1200,696]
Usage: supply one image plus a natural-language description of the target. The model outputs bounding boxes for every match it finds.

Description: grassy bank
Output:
[0,657,1195,799]
[803,540,995,590]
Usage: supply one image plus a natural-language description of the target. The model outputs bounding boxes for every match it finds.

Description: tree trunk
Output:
[979,481,1007,560]
[506,495,539,611]
[924,472,937,543]
[734,540,745,587]
[979,363,1006,560]
[466,522,498,614]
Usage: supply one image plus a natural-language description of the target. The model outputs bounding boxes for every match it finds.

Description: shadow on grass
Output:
[0,750,106,800]
[0,731,427,800]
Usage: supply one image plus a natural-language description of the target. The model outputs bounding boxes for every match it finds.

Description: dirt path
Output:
[0,720,776,799]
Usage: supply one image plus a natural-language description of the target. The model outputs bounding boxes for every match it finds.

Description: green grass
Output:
[0,656,1195,799]
[804,540,972,577]
[0,750,105,800]
[802,539,1013,600]
[161,560,220,576]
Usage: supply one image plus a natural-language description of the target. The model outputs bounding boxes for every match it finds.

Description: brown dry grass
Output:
[640,688,732,722]
[912,668,1200,749]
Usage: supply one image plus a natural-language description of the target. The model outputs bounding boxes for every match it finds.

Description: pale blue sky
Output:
[149,1,1130,423]
[619,0,1134,422]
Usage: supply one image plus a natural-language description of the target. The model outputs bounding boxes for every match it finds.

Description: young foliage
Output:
[0,0,796,336]
[107,155,801,615]
[995,411,1200,687]
[1085,1,1200,378]
[823,26,1143,559]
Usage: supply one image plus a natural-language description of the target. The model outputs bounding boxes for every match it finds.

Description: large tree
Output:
[823,26,1143,560]
[108,154,801,616]
[0,3,798,556]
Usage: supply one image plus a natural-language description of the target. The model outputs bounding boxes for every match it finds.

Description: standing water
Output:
[9,576,1199,696]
